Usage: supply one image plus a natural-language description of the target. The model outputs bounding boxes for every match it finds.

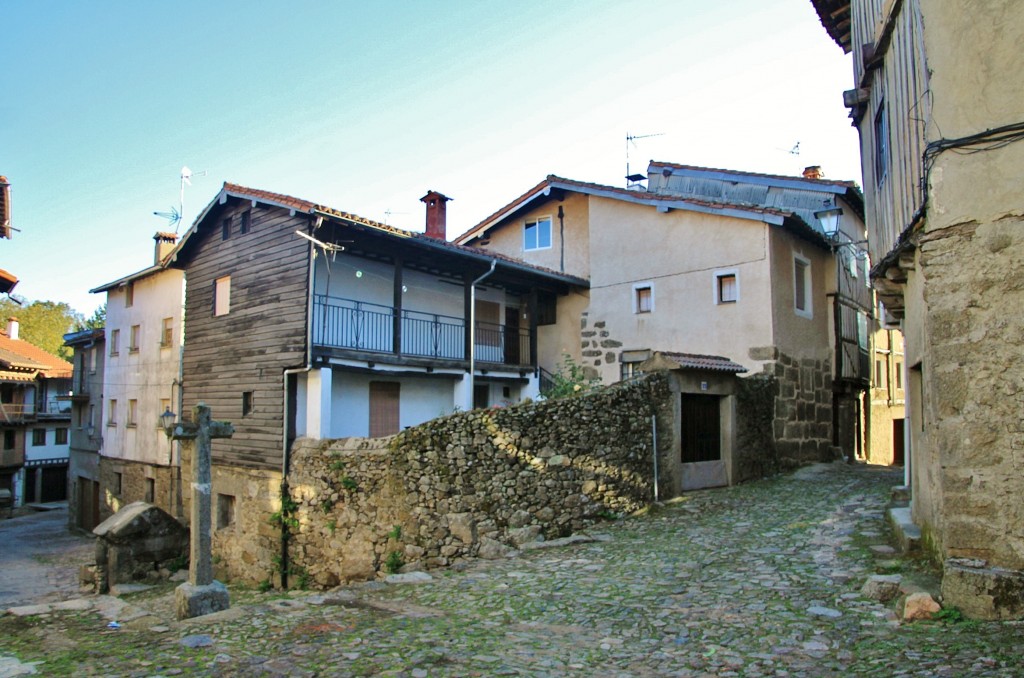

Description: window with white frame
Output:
[633,283,653,314]
[793,254,812,318]
[161,317,173,347]
[127,399,138,427]
[523,217,552,251]
[714,270,738,304]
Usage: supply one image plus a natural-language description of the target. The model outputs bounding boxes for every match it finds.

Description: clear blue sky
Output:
[2,0,855,316]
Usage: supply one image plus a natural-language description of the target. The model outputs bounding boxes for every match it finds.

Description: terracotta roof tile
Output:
[642,351,748,374]
[0,330,73,378]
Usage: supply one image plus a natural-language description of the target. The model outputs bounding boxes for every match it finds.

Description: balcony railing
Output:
[0,402,35,422]
[312,295,532,366]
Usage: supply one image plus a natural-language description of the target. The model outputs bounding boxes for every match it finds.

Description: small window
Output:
[113,472,122,495]
[129,325,140,353]
[222,217,231,240]
[55,428,68,445]
[634,284,653,314]
[89,404,96,430]
[3,430,15,450]
[874,100,889,187]
[125,282,134,308]
[109,329,120,356]
[240,210,251,234]
[108,399,117,426]
[217,493,236,529]
[523,217,552,251]
[144,478,155,503]
[793,255,812,318]
[242,391,253,416]
[214,276,231,316]
[127,399,138,427]
[536,292,557,326]
[895,362,903,390]
[32,428,46,446]
[715,271,738,304]
[620,361,644,381]
[161,317,173,347]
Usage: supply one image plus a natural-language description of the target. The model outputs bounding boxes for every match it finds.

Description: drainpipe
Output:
[557,205,565,273]
[278,219,318,587]
[468,260,497,408]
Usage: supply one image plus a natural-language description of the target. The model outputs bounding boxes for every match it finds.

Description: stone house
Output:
[811,0,1024,618]
[88,233,185,524]
[61,327,105,531]
[456,164,870,485]
[0,317,73,505]
[161,183,586,582]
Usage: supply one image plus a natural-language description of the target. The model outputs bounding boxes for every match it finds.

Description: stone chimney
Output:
[420,191,451,241]
[802,166,824,180]
[6,317,18,340]
[154,232,178,264]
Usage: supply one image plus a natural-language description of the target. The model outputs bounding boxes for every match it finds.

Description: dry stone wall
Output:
[287,374,670,587]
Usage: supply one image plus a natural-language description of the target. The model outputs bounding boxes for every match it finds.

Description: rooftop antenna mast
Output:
[154,166,207,233]
[625,132,664,188]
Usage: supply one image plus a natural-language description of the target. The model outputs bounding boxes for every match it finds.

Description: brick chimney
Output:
[6,317,18,340]
[154,231,178,264]
[420,191,451,240]
[802,166,824,180]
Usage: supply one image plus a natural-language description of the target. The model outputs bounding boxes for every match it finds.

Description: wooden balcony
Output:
[0,402,35,423]
[312,295,533,368]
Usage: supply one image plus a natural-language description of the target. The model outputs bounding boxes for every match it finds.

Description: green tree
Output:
[76,303,106,331]
[0,299,84,360]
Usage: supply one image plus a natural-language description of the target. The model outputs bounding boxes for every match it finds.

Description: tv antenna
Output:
[776,141,801,157]
[626,131,664,187]
[383,208,408,225]
[154,166,207,233]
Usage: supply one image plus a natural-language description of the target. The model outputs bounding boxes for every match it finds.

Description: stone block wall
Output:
[98,458,177,523]
[767,351,835,467]
[286,374,670,587]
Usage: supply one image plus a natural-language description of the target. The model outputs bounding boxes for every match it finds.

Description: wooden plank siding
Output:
[851,0,930,262]
[179,202,311,470]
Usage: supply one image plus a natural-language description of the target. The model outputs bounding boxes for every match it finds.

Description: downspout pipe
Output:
[468,259,497,407]
[279,217,319,587]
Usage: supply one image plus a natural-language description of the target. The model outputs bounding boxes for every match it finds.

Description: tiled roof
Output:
[0,370,37,383]
[0,330,74,378]
[456,174,797,245]
[648,160,859,189]
[172,183,588,288]
[642,351,748,374]
[0,268,17,294]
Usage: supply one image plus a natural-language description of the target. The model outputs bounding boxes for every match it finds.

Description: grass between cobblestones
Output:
[1,463,1023,676]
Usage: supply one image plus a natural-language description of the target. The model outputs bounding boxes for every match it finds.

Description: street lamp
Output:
[814,207,844,241]
[160,407,177,437]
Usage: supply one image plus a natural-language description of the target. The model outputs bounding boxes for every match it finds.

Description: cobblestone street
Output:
[2,462,1022,676]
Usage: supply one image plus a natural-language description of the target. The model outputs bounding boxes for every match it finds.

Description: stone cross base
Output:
[175,580,230,620]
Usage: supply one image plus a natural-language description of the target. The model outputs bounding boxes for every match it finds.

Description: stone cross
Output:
[168,402,234,619]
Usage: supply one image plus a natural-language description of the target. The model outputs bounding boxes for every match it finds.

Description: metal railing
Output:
[312,295,532,366]
[0,402,35,422]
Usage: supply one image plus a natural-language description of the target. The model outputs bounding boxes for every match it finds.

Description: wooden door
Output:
[893,418,905,466]
[368,382,400,437]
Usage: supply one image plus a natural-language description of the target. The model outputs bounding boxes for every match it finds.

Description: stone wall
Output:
[764,350,836,467]
[286,374,670,587]
[98,457,177,523]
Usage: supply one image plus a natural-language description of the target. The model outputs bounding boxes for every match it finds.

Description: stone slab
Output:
[175,580,230,620]
[887,507,921,553]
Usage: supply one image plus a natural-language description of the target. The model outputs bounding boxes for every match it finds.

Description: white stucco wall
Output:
[328,371,456,438]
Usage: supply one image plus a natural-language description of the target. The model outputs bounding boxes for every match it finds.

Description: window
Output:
[633,283,653,314]
[125,282,134,308]
[127,399,138,427]
[895,362,903,390]
[109,329,120,356]
[89,404,96,431]
[875,358,888,391]
[536,292,557,326]
[874,100,889,187]
[108,399,117,426]
[161,317,173,347]
[793,255,812,318]
[129,324,140,353]
[715,270,738,304]
[523,217,552,251]
[55,428,68,445]
[222,217,231,240]
[242,391,254,417]
[3,430,14,450]
[214,275,231,316]
[217,493,236,529]
[32,428,46,446]
[89,347,97,373]
[112,472,122,495]
[240,210,251,234]
[145,478,155,503]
